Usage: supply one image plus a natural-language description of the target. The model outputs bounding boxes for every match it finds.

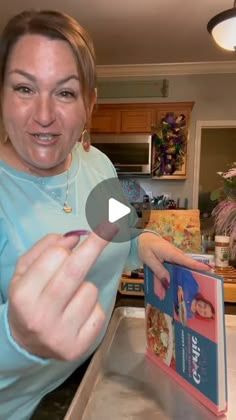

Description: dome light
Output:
[207,2,236,51]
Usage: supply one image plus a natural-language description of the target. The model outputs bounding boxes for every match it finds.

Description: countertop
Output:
[31,294,236,420]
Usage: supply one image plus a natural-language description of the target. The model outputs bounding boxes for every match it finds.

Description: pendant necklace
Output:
[63,165,72,213]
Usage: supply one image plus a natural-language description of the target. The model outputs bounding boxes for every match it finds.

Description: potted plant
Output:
[210,163,236,263]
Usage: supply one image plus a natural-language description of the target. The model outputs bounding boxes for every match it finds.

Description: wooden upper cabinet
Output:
[91,102,193,135]
[91,103,157,134]
[120,109,155,133]
[90,108,121,133]
[155,102,193,129]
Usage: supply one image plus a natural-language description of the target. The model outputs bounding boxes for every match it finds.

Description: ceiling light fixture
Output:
[207,1,236,51]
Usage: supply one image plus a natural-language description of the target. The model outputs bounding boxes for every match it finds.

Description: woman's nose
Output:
[33,95,56,127]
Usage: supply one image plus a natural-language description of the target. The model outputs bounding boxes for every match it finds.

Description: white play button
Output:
[108,198,131,223]
[85,177,150,242]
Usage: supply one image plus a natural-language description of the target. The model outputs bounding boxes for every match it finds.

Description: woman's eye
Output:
[59,90,76,98]
[14,86,32,95]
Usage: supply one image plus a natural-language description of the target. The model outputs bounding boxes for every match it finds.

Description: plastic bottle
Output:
[214,235,230,269]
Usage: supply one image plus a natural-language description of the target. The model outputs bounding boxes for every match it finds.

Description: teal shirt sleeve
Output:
[124,235,142,270]
[124,229,160,270]
[0,302,49,374]
[0,216,49,376]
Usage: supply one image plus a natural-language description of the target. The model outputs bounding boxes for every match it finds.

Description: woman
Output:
[174,268,215,320]
[0,10,208,419]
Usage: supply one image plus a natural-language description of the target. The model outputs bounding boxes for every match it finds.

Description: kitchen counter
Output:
[31,293,236,419]
[119,271,236,302]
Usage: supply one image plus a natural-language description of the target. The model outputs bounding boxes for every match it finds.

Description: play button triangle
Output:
[108,198,131,223]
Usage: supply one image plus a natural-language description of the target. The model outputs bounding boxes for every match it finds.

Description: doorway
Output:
[193,121,236,211]
[193,121,236,238]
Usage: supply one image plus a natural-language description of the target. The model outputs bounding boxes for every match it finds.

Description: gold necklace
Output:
[63,157,72,213]
[63,169,72,213]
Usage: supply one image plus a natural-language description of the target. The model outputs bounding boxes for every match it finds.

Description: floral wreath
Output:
[152,112,187,177]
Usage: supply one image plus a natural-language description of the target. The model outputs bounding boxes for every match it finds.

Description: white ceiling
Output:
[1,0,236,76]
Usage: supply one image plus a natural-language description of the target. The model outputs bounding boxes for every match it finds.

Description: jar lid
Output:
[215,235,230,243]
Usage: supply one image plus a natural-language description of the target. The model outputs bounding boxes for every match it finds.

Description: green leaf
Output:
[210,188,223,201]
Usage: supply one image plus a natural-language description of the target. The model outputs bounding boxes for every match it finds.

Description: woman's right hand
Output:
[8,222,118,361]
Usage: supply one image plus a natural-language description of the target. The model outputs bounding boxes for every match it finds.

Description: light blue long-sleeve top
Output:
[0,143,143,419]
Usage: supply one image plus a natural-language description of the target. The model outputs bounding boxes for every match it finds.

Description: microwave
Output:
[91,134,152,176]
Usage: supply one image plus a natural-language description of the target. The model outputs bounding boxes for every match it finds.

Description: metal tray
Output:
[65,307,236,420]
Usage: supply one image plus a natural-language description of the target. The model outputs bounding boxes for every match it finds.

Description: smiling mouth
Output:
[34,133,59,140]
[31,133,61,143]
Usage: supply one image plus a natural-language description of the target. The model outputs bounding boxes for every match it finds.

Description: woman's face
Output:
[196,299,213,318]
[1,34,95,174]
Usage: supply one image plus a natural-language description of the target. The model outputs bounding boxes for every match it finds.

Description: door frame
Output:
[192,120,236,208]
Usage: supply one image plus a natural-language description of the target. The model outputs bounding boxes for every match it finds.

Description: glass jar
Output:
[214,235,230,269]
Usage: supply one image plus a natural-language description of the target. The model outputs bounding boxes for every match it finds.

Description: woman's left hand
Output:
[138,232,210,287]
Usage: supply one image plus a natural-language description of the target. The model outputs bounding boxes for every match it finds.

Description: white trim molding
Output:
[193,120,236,209]
[97,61,236,79]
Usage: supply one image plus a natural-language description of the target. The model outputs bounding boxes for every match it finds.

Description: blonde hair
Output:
[0,10,97,141]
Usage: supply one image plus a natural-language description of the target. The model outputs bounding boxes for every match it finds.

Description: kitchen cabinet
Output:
[91,103,156,133]
[91,102,193,134]
[155,103,192,126]
[224,283,236,303]
[120,109,155,132]
[90,108,121,133]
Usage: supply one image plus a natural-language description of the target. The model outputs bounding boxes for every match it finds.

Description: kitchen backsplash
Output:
[120,178,189,209]
[120,179,143,202]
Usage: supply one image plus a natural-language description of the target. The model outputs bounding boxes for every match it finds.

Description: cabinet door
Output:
[90,109,121,133]
[121,109,155,133]
[156,106,191,129]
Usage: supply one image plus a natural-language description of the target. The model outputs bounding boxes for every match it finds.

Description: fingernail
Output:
[64,230,90,238]
[162,278,170,291]
[94,220,119,241]
[205,263,215,269]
